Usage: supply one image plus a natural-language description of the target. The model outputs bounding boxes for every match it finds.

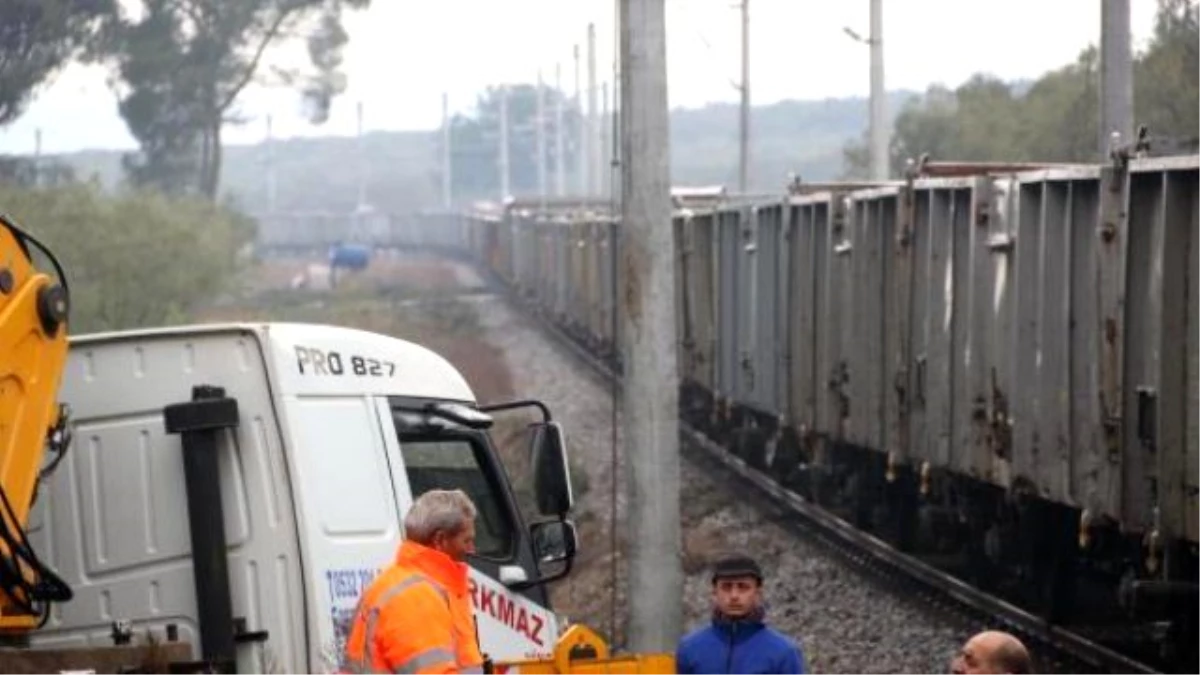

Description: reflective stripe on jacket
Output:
[341,540,484,674]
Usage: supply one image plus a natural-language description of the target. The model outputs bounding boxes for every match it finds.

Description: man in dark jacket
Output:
[675,555,807,674]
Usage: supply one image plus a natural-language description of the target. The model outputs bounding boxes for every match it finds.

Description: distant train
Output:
[258,155,1200,670]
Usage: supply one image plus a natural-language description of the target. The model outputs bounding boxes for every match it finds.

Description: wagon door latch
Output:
[1136,386,1157,452]
[828,360,850,420]
[681,336,697,371]
[741,351,756,391]
[988,368,1013,460]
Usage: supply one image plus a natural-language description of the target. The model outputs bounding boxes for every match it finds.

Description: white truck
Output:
[24,322,579,673]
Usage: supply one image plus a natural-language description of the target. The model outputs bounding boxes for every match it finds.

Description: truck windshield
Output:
[391,409,517,561]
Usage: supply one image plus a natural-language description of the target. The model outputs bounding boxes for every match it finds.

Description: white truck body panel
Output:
[27,323,559,673]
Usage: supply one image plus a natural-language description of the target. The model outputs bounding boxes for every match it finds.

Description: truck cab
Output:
[25,322,577,673]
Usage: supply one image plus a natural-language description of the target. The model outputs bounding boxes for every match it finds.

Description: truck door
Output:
[285,394,406,670]
[374,397,558,662]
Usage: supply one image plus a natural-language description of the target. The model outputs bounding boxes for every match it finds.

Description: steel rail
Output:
[480,269,1161,675]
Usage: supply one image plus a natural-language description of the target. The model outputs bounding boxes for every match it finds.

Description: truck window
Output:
[396,434,516,561]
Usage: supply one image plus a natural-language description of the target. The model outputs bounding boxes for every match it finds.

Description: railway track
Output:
[482,272,1162,675]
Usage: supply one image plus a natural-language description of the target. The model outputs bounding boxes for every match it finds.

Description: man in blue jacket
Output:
[676,555,807,674]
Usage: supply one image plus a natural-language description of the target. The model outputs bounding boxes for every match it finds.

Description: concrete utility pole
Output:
[265,115,277,215]
[1100,0,1133,156]
[537,70,548,210]
[356,101,367,209]
[441,92,452,208]
[33,128,42,188]
[869,0,887,181]
[555,63,567,197]
[610,7,622,206]
[587,22,598,196]
[499,85,511,200]
[575,43,585,196]
[738,0,750,193]
[619,0,682,653]
[601,82,610,198]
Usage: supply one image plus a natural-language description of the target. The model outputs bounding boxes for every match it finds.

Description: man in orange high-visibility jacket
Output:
[341,489,485,674]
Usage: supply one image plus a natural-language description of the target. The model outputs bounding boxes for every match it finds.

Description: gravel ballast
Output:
[467,287,971,674]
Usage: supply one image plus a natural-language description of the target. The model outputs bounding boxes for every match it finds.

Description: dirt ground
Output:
[239,253,470,297]
[202,253,965,673]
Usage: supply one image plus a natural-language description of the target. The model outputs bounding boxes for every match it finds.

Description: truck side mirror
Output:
[531,519,577,564]
[509,519,577,590]
[530,421,574,517]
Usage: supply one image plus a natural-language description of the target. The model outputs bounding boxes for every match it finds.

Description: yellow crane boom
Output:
[494,624,675,674]
[0,213,73,632]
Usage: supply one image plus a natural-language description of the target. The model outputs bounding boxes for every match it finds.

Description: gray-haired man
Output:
[341,489,484,674]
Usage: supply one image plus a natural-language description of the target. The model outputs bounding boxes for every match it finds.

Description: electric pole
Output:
[33,128,42,188]
[555,63,567,197]
[499,85,511,200]
[611,6,622,207]
[869,0,887,180]
[537,69,548,211]
[356,101,367,210]
[266,115,277,215]
[587,22,598,196]
[619,0,682,654]
[441,92,452,209]
[601,81,610,198]
[1100,0,1133,156]
[738,0,750,193]
[575,43,585,196]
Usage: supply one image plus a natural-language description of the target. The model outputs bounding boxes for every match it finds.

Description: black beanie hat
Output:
[711,555,763,584]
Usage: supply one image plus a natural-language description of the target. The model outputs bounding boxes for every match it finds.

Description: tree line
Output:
[441,85,883,201]
[843,0,1199,178]
[1,0,371,332]
[0,182,253,333]
[2,0,371,199]
[447,84,585,202]
[844,0,1200,177]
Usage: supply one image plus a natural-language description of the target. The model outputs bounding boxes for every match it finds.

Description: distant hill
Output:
[40,89,921,213]
[668,90,917,189]
[49,129,437,215]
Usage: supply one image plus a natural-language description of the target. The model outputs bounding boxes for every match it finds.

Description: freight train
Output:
[259,154,1199,671]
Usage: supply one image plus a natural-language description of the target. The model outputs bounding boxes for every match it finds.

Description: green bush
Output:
[0,183,253,334]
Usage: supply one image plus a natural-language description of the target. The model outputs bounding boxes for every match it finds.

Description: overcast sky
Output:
[0,0,1162,155]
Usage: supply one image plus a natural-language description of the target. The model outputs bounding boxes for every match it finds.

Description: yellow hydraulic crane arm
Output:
[494,624,676,674]
[0,213,73,632]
